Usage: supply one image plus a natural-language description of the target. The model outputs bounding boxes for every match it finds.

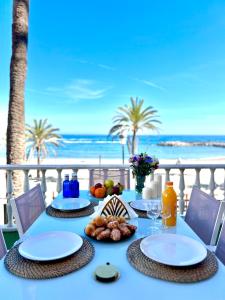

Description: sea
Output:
[1,134,225,161]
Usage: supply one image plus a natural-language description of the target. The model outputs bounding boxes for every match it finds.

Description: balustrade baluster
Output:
[23,170,30,192]
[127,169,131,190]
[120,169,125,186]
[165,169,170,185]
[224,169,225,201]
[209,168,216,196]
[89,169,94,188]
[194,168,201,189]
[56,169,62,194]
[72,168,78,176]
[41,169,47,199]
[103,169,108,181]
[6,170,13,228]
[179,169,185,215]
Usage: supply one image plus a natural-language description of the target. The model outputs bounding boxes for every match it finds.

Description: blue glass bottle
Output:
[70,173,79,198]
[63,174,71,198]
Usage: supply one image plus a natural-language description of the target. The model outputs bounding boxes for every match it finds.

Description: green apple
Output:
[104,179,114,188]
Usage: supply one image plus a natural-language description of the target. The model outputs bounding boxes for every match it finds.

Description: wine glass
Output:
[160,207,171,230]
[146,201,161,233]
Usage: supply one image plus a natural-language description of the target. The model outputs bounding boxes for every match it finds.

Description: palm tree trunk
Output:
[127,136,132,155]
[6,0,29,196]
[37,147,40,179]
[131,130,137,155]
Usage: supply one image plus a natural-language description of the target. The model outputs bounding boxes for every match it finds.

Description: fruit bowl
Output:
[84,215,137,242]
[90,180,124,199]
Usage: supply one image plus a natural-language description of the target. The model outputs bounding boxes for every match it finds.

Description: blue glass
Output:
[63,176,71,198]
[70,175,80,198]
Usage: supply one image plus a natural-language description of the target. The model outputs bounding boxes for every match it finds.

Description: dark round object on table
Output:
[94,262,119,282]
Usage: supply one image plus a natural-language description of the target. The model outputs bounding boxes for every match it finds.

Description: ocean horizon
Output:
[1,134,225,161]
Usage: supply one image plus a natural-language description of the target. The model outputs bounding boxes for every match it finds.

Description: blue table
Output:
[0,191,225,300]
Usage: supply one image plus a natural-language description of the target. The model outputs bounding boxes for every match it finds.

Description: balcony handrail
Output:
[1,163,225,170]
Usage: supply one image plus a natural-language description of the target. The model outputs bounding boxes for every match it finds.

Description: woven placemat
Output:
[4,238,94,279]
[127,238,218,283]
[46,202,97,218]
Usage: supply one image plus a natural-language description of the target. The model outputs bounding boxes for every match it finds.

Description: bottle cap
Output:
[166,181,173,186]
[72,172,77,178]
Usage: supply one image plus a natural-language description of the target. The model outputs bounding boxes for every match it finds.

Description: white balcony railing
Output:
[0,163,225,230]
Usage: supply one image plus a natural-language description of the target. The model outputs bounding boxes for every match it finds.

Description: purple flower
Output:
[145,156,153,163]
[129,152,159,176]
[133,155,138,161]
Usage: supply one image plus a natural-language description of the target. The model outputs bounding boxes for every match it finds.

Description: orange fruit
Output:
[94,187,106,198]
[90,186,96,196]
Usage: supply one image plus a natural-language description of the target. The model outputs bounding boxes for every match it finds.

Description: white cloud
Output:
[65,79,110,100]
[43,79,111,101]
[74,58,115,71]
[97,64,115,71]
[134,78,166,91]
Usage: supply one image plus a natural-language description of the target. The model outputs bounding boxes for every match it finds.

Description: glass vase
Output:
[135,175,146,195]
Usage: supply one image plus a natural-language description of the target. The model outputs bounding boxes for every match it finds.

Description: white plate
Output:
[140,233,207,266]
[51,198,90,211]
[130,200,161,211]
[19,231,83,261]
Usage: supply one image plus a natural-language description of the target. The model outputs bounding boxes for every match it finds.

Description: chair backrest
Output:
[89,168,130,189]
[215,222,225,265]
[11,184,45,237]
[0,230,7,259]
[185,187,225,245]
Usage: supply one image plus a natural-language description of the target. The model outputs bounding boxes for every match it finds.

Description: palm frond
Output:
[25,119,62,162]
[108,97,161,155]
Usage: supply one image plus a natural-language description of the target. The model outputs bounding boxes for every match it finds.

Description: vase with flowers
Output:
[129,153,159,195]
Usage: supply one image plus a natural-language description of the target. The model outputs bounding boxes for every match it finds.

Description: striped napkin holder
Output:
[91,195,138,219]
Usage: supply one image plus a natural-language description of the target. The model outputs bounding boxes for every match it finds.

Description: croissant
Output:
[107,221,119,229]
[117,216,126,223]
[85,224,96,236]
[126,224,137,232]
[94,216,106,227]
[92,227,105,237]
[110,228,121,241]
[96,229,111,240]
[118,224,131,237]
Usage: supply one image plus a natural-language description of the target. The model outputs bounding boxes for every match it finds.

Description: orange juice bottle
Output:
[162,181,177,226]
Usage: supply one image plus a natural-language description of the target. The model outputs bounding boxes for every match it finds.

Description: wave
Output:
[62,139,120,144]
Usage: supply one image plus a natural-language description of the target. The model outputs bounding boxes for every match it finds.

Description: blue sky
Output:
[1,0,225,134]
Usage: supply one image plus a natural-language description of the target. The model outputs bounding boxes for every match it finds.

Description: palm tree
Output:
[6,0,29,196]
[109,97,161,155]
[26,119,61,178]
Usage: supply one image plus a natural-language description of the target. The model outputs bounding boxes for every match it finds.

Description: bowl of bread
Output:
[85,215,137,242]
